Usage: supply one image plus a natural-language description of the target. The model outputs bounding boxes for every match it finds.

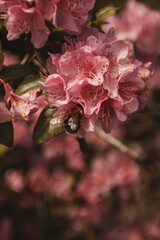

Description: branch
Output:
[95,126,145,161]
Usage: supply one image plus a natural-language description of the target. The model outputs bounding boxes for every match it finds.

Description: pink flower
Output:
[5,3,50,48]
[35,0,59,22]
[39,74,70,107]
[70,82,107,116]
[1,79,40,122]
[0,0,18,18]
[34,0,96,35]
[100,62,152,132]
[1,0,95,48]
[42,27,152,136]
[56,0,95,34]
[103,39,133,98]
[61,48,109,86]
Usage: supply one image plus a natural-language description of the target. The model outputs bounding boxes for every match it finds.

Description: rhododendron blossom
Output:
[5,3,50,48]
[0,79,39,122]
[40,27,152,136]
[56,0,95,34]
[0,0,96,48]
[36,0,95,34]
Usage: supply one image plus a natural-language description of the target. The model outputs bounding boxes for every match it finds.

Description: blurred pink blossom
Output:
[4,169,25,192]
[77,150,140,203]
[43,135,85,171]
[49,169,72,199]
[103,0,160,58]
[27,166,50,194]
[66,201,107,232]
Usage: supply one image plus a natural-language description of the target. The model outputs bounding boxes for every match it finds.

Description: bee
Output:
[64,104,83,133]
[51,104,83,134]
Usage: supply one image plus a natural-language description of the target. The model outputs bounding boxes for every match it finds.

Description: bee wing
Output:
[50,112,66,125]
[49,113,66,137]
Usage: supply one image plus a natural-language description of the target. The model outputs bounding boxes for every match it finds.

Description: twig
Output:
[95,126,145,160]
[31,58,42,68]
[20,53,29,65]
[31,58,47,74]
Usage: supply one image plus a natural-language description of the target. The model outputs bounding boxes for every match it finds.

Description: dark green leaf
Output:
[0,121,13,147]
[15,74,44,95]
[33,106,64,144]
[0,64,39,80]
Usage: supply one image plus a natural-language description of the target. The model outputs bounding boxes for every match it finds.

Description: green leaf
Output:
[33,106,64,144]
[91,6,119,29]
[0,121,13,147]
[96,6,119,22]
[15,74,44,95]
[0,64,39,80]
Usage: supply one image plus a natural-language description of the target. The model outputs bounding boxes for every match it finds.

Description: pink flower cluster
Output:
[0,0,95,48]
[40,27,153,136]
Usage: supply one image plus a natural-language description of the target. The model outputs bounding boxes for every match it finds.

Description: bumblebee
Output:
[64,104,83,133]
[50,104,83,134]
